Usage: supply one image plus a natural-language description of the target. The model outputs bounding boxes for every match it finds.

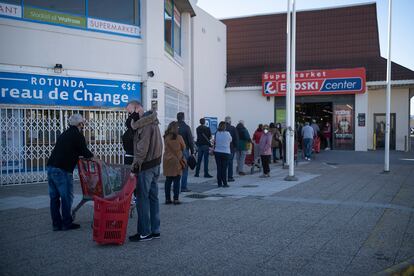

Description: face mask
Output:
[264,129,269,134]
[130,112,140,121]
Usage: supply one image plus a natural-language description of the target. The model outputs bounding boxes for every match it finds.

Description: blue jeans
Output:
[47,166,74,229]
[303,138,313,158]
[136,165,160,236]
[227,152,235,179]
[165,175,181,201]
[195,145,210,176]
[181,149,190,190]
[215,152,229,186]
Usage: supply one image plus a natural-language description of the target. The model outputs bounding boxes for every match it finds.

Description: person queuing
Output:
[47,114,93,231]
[195,118,213,178]
[214,121,232,187]
[259,124,272,177]
[177,112,194,192]
[162,121,186,205]
[301,122,315,161]
[269,123,281,163]
[235,120,251,176]
[129,101,163,242]
[252,124,264,167]
[323,122,332,150]
[224,116,239,182]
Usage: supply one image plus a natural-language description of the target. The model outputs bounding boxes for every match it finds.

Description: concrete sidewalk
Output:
[1,150,413,275]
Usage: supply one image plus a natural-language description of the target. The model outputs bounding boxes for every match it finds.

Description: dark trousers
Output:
[165,175,181,200]
[261,155,271,174]
[124,155,134,165]
[195,145,210,176]
[227,152,235,179]
[215,152,229,187]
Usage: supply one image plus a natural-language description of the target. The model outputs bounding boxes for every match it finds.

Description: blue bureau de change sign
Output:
[0,72,141,107]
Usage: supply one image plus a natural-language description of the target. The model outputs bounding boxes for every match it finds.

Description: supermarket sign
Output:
[262,68,366,96]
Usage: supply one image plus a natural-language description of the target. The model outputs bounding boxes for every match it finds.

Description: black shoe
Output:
[223,184,230,188]
[165,199,172,205]
[53,226,62,231]
[173,199,181,205]
[194,174,199,177]
[129,234,152,242]
[228,178,235,182]
[151,233,160,239]
[62,223,80,231]
[181,188,191,192]
[204,174,213,178]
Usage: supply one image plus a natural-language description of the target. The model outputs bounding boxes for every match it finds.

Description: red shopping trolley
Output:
[93,175,136,245]
[72,158,135,219]
[245,143,261,174]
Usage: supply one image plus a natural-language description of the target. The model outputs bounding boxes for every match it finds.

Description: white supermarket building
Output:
[1,1,413,185]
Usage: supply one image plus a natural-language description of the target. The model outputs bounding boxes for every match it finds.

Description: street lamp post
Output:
[384,0,392,173]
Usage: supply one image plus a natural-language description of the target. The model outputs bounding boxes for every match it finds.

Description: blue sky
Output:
[197,0,414,115]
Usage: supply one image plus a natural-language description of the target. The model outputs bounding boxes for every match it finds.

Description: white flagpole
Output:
[384,0,392,172]
[285,0,292,169]
[288,0,297,179]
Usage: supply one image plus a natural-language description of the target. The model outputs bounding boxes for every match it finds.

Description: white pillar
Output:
[384,0,392,172]
[288,0,296,179]
[285,0,291,168]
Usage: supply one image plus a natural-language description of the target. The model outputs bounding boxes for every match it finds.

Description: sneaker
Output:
[181,188,191,192]
[239,172,246,176]
[228,178,235,182]
[62,223,80,231]
[194,174,199,177]
[151,233,161,239]
[129,234,152,242]
[204,174,213,178]
[223,184,230,188]
[173,199,181,205]
[165,199,172,205]
[266,174,271,177]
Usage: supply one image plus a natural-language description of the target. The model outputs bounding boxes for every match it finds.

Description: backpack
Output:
[122,128,135,155]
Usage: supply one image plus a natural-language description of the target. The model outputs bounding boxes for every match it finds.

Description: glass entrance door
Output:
[374,113,396,150]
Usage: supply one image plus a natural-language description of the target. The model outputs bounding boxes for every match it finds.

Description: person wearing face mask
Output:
[123,101,141,165]
[259,124,272,177]
[47,114,93,231]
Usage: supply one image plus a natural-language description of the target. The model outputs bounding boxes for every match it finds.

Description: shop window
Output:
[165,0,182,58]
[88,0,140,26]
[2,0,21,5]
[25,0,85,16]
[165,86,189,127]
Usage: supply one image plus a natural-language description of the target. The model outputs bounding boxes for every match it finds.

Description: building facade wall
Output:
[367,87,410,151]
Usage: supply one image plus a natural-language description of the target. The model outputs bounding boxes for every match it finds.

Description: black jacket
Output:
[178,120,194,154]
[196,125,212,146]
[225,123,239,153]
[47,126,93,173]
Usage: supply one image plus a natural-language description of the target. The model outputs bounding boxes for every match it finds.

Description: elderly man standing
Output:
[225,116,239,182]
[302,122,315,161]
[47,114,93,231]
[128,101,163,242]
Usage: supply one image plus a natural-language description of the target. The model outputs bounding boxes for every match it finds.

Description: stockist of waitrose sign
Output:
[24,7,86,28]
[262,67,366,97]
[0,2,140,37]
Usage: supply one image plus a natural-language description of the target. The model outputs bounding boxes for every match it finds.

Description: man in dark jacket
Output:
[129,101,163,242]
[195,118,213,178]
[47,114,93,231]
[225,116,239,182]
[236,120,251,175]
[177,112,194,192]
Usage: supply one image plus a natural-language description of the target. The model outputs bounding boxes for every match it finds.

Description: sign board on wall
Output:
[262,68,366,97]
[0,72,141,108]
[204,117,218,134]
[358,113,366,127]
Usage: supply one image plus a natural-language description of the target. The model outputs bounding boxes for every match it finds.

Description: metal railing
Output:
[0,105,128,185]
